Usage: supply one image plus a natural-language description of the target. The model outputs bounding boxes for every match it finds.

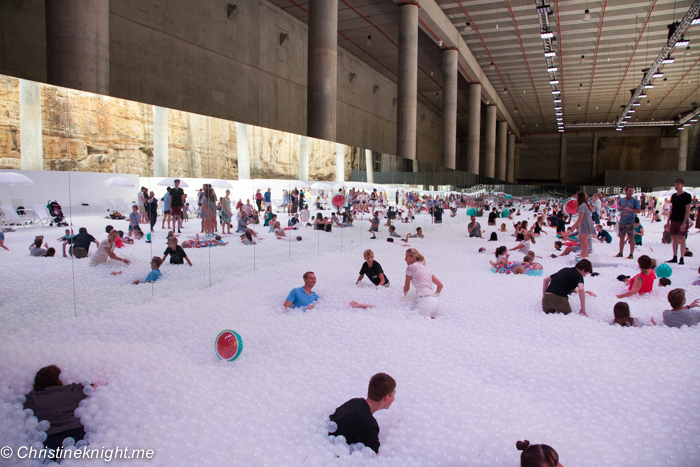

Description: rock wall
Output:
[0,76,21,169]
[248,126,299,179]
[41,85,153,174]
[166,110,238,180]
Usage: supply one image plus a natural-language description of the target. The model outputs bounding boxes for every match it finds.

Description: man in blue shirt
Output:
[614,185,641,259]
[284,272,319,310]
[264,188,272,208]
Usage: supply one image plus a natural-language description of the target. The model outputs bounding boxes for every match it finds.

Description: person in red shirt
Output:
[616,255,656,298]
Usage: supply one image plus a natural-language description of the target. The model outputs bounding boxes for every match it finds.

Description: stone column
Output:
[467,83,482,174]
[441,49,458,169]
[507,134,515,183]
[19,79,43,171]
[365,149,374,183]
[299,136,309,180]
[236,123,250,180]
[678,129,689,171]
[496,121,507,180]
[335,143,345,182]
[153,107,168,177]
[45,0,109,95]
[483,105,497,178]
[307,0,337,142]
[396,2,419,162]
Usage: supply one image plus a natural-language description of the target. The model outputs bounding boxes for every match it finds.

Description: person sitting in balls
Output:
[284,271,319,310]
[356,249,389,287]
[616,255,656,299]
[516,440,564,467]
[541,259,594,316]
[662,288,700,328]
[23,365,92,454]
[328,373,396,453]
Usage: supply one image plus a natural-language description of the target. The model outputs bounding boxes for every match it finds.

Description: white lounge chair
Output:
[102,199,115,215]
[113,199,130,213]
[32,204,53,226]
[0,205,26,227]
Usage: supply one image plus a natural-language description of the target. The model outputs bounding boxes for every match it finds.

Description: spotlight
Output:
[583,9,591,21]
[638,93,647,98]
[549,80,559,84]
[555,106,562,110]
[685,46,692,56]
[552,90,561,94]
[554,98,562,103]
[644,84,654,89]
[676,38,690,47]
[556,112,563,116]
[662,55,675,64]
[692,16,700,26]
[678,127,685,130]
[624,115,631,119]
[628,110,635,113]
[547,67,558,72]
[691,118,698,122]
[632,102,641,106]
[541,31,554,39]
[616,127,622,131]
[544,51,556,58]
[652,73,664,78]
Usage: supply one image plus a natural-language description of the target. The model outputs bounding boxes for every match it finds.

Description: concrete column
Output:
[335,143,345,182]
[19,79,43,171]
[396,3,419,161]
[496,121,507,180]
[307,0,337,142]
[299,136,309,180]
[482,105,497,178]
[441,49,458,169]
[236,123,250,180]
[467,83,482,174]
[153,107,168,177]
[365,149,374,183]
[45,0,109,95]
[592,132,599,180]
[506,134,515,183]
[559,134,567,183]
[678,129,689,171]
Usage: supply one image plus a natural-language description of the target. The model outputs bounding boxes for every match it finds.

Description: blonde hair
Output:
[406,248,426,265]
[363,249,374,259]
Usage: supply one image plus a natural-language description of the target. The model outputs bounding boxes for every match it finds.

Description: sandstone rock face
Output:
[248,125,299,179]
[41,85,154,174]
[166,109,238,180]
[0,76,21,169]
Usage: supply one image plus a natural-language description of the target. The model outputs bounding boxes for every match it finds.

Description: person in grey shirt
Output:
[467,216,482,238]
[663,288,700,327]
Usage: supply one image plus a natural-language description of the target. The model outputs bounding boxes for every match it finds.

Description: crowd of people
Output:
[7,179,700,467]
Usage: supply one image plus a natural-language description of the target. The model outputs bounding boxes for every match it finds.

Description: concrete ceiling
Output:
[268,0,700,136]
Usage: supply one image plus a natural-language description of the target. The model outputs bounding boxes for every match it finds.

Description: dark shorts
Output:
[69,246,88,259]
[542,293,572,315]
[164,209,171,214]
[129,224,142,232]
[670,220,687,237]
[618,223,635,238]
[171,205,183,217]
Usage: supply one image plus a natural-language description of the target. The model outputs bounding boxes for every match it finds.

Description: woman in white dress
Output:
[403,248,443,318]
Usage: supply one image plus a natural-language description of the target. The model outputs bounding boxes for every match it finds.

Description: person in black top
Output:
[488,207,498,226]
[667,178,692,265]
[169,179,186,233]
[555,212,569,234]
[541,259,594,316]
[23,365,91,455]
[329,373,396,453]
[68,227,98,258]
[162,236,192,266]
[356,249,389,287]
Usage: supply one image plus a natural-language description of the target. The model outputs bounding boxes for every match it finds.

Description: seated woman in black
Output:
[356,249,389,287]
[23,365,90,452]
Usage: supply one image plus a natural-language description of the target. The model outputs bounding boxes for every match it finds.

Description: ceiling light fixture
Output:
[632,102,641,106]
[691,118,698,122]
[536,4,551,14]
[583,9,591,21]
[678,126,685,130]
[624,115,632,119]
[544,51,556,58]
[676,37,690,47]
[556,112,563,116]
[644,84,655,89]
[652,72,664,78]
[616,127,622,131]
[555,106,562,110]
[638,93,647,98]
[552,90,561,94]
[547,67,558,72]
[692,16,700,26]
[549,79,559,84]
[628,109,635,113]
[662,55,675,64]
[541,31,554,39]
[554,98,562,103]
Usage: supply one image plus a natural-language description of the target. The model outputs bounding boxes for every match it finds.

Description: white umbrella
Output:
[333,182,349,190]
[210,179,234,189]
[289,180,310,189]
[102,176,135,188]
[0,172,34,186]
[157,177,189,187]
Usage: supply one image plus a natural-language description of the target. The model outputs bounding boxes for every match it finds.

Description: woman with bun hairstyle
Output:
[516,440,563,467]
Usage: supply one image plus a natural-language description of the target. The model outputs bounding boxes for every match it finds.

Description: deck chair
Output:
[102,199,115,214]
[32,204,53,226]
[0,205,25,227]
[113,199,130,213]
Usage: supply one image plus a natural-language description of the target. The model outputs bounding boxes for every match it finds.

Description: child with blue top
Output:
[132,257,163,284]
[128,205,142,238]
[284,272,319,310]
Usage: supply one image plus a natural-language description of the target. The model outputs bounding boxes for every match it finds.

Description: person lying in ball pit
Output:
[616,255,656,299]
[284,271,319,311]
[328,373,396,453]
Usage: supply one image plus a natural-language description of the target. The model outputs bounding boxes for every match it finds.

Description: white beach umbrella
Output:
[157,177,189,187]
[102,176,135,188]
[0,172,34,186]
[210,179,234,189]
[310,182,333,191]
